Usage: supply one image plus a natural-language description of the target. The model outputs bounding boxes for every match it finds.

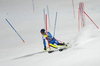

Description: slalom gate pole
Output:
[53,12,58,37]
[80,2,83,27]
[32,0,35,11]
[78,7,80,31]
[80,2,85,28]
[5,19,25,43]
[72,0,75,18]
[82,2,85,27]
[43,9,46,29]
[78,2,85,31]
[45,14,51,51]
[83,11,99,29]
[47,5,51,28]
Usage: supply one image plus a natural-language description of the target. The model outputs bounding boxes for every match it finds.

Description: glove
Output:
[44,46,47,51]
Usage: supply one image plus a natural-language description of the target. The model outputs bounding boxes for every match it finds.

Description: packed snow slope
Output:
[0,0,100,66]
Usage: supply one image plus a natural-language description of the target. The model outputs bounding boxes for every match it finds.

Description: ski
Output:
[48,44,71,53]
[48,51,54,53]
[48,48,67,53]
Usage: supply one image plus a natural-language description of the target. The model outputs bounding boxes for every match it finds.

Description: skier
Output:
[40,29,67,51]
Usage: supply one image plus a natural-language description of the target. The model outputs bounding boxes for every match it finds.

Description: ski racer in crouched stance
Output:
[40,29,67,51]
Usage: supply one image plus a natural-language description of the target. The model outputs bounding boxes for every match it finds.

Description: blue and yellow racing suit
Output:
[42,32,59,49]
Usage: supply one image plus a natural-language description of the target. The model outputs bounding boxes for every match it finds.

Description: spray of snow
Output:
[70,25,100,46]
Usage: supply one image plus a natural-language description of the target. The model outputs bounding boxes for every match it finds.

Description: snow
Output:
[0,0,100,66]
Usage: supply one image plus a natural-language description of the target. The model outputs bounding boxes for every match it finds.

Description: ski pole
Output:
[5,19,25,43]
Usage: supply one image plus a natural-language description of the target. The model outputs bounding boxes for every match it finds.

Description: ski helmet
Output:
[40,29,45,33]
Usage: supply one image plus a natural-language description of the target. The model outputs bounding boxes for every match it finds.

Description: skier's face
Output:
[41,32,45,35]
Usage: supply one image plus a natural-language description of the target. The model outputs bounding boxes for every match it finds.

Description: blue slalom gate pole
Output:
[53,12,58,37]
[5,19,25,43]
[32,0,35,11]
[47,5,50,28]
[43,9,46,29]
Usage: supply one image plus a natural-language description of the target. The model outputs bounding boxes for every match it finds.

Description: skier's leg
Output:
[49,40,58,49]
[54,39,68,47]
[49,43,58,49]
[58,43,68,47]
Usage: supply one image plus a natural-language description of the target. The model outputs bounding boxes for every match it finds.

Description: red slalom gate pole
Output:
[72,0,75,18]
[78,7,80,31]
[45,14,51,51]
[84,11,99,29]
[82,2,85,27]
